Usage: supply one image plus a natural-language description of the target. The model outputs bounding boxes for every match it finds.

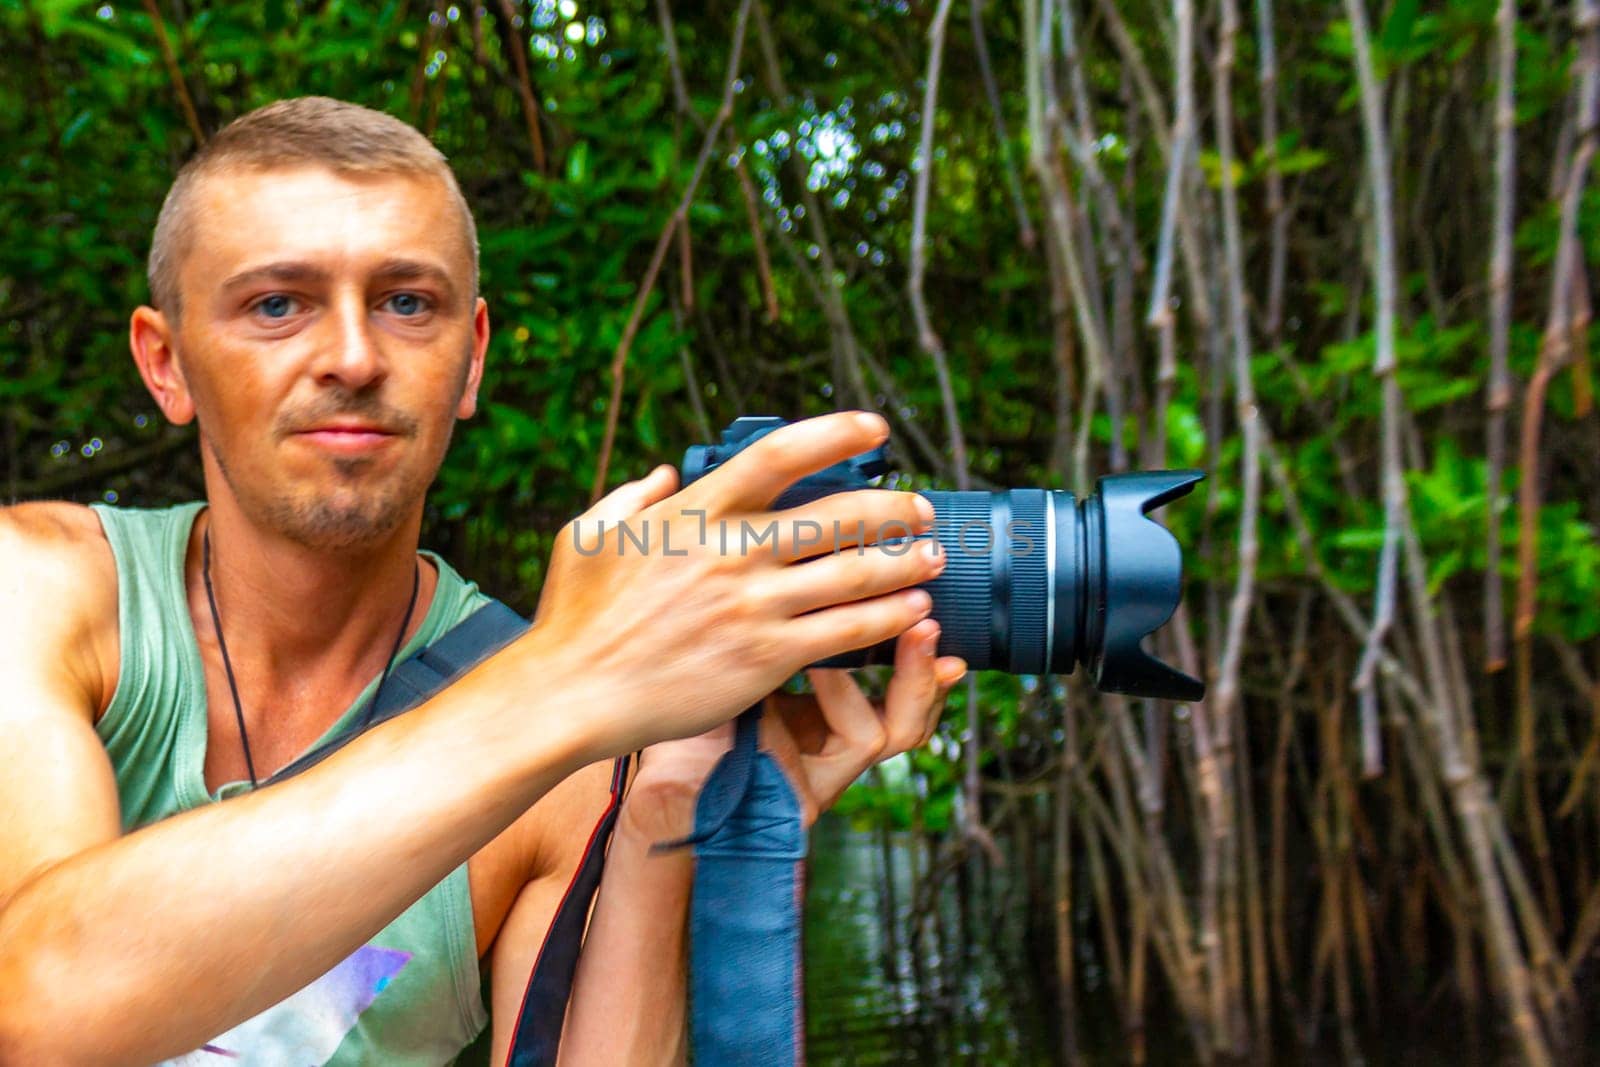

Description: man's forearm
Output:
[556,820,693,1067]
[0,635,600,1066]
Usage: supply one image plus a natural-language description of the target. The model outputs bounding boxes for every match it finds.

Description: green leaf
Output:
[32,0,92,37]
[565,140,590,186]
[54,17,152,61]
[1380,0,1419,55]
[648,133,677,184]
[1331,527,1389,551]
[60,109,94,147]
[1278,147,1330,175]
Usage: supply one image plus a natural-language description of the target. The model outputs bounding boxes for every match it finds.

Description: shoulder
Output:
[0,501,121,720]
[0,501,120,606]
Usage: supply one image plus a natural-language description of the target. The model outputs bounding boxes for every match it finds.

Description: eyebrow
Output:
[219,258,460,304]
[220,262,331,292]
[370,258,459,303]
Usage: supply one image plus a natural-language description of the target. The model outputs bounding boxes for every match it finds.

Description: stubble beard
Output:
[269,462,420,549]
[206,432,430,549]
[202,407,455,551]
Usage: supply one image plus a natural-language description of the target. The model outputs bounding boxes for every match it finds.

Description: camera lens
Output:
[816,472,1205,702]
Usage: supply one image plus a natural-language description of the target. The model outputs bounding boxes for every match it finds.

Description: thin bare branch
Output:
[750,0,874,410]
[142,0,205,146]
[1207,0,1258,1047]
[1145,0,1193,332]
[1483,0,1517,673]
[1513,0,1599,647]
[1342,0,1399,782]
[730,141,781,323]
[495,0,548,173]
[971,0,1036,249]
[590,0,755,503]
[908,0,969,491]
[1255,0,1287,347]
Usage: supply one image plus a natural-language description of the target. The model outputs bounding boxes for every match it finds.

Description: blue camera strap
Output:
[266,600,808,1066]
[653,704,808,1065]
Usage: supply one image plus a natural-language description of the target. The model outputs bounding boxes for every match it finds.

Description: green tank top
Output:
[89,501,493,1066]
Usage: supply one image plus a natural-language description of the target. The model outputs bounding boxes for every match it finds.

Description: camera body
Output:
[682,416,1205,702]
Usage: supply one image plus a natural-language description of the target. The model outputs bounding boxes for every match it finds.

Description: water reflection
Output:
[805,815,1053,1065]
[803,818,1546,1066]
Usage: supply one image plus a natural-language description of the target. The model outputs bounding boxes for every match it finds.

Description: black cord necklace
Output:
[201,525,420,788]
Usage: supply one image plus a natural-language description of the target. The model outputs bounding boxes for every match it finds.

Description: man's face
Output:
[142,165,486,548]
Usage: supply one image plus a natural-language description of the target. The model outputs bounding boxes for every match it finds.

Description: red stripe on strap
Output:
[501,756,628,1067]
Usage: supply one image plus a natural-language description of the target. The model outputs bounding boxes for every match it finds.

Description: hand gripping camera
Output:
[681,417,1206,702]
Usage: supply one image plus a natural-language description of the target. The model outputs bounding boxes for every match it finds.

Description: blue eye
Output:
[257,294,295,319]
[387,293,429,316]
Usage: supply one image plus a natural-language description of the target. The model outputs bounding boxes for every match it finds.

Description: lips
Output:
[293,423,400,454]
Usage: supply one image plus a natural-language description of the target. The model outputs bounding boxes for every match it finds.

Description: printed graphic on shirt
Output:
[161,945,412,1065]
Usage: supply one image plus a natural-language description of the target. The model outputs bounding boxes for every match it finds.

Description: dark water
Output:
[801,817,1569,1067]
[804,814,1058,1065]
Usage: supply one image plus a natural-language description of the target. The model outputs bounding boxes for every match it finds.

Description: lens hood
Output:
[1086,471,1206,702]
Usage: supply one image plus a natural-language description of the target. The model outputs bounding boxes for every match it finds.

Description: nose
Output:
[311,293,388,391]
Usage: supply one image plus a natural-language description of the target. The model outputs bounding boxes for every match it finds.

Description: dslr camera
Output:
[681,417,1205,703]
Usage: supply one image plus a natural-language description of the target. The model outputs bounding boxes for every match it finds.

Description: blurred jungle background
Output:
[4,0,1599,1062]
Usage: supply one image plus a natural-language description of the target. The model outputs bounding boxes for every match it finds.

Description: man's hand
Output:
[526,411,946,760]
[545,410,966,838]
[772,625,968,823]
[619,627,967,846]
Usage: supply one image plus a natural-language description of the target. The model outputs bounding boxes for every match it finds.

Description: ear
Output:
[129,306,196,425]
[456,296,490,420]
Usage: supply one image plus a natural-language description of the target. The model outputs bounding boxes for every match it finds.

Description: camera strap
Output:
[652,703,808,1065]
[266,600,808,1066]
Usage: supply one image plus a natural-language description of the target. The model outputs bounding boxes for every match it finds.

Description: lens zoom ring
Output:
[1007,490,1049,673]
[922,491,994,670]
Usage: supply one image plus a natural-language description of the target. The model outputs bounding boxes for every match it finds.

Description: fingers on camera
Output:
[763,540,944,616]
[767,489,934,563]
[584,464,679,524]
[790,586,933,663]
[705,411,890,512]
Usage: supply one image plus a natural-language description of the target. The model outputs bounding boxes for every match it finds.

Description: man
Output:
[0,97,966,1065]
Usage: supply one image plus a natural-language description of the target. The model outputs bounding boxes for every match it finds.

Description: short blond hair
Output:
[146,96,478,314]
